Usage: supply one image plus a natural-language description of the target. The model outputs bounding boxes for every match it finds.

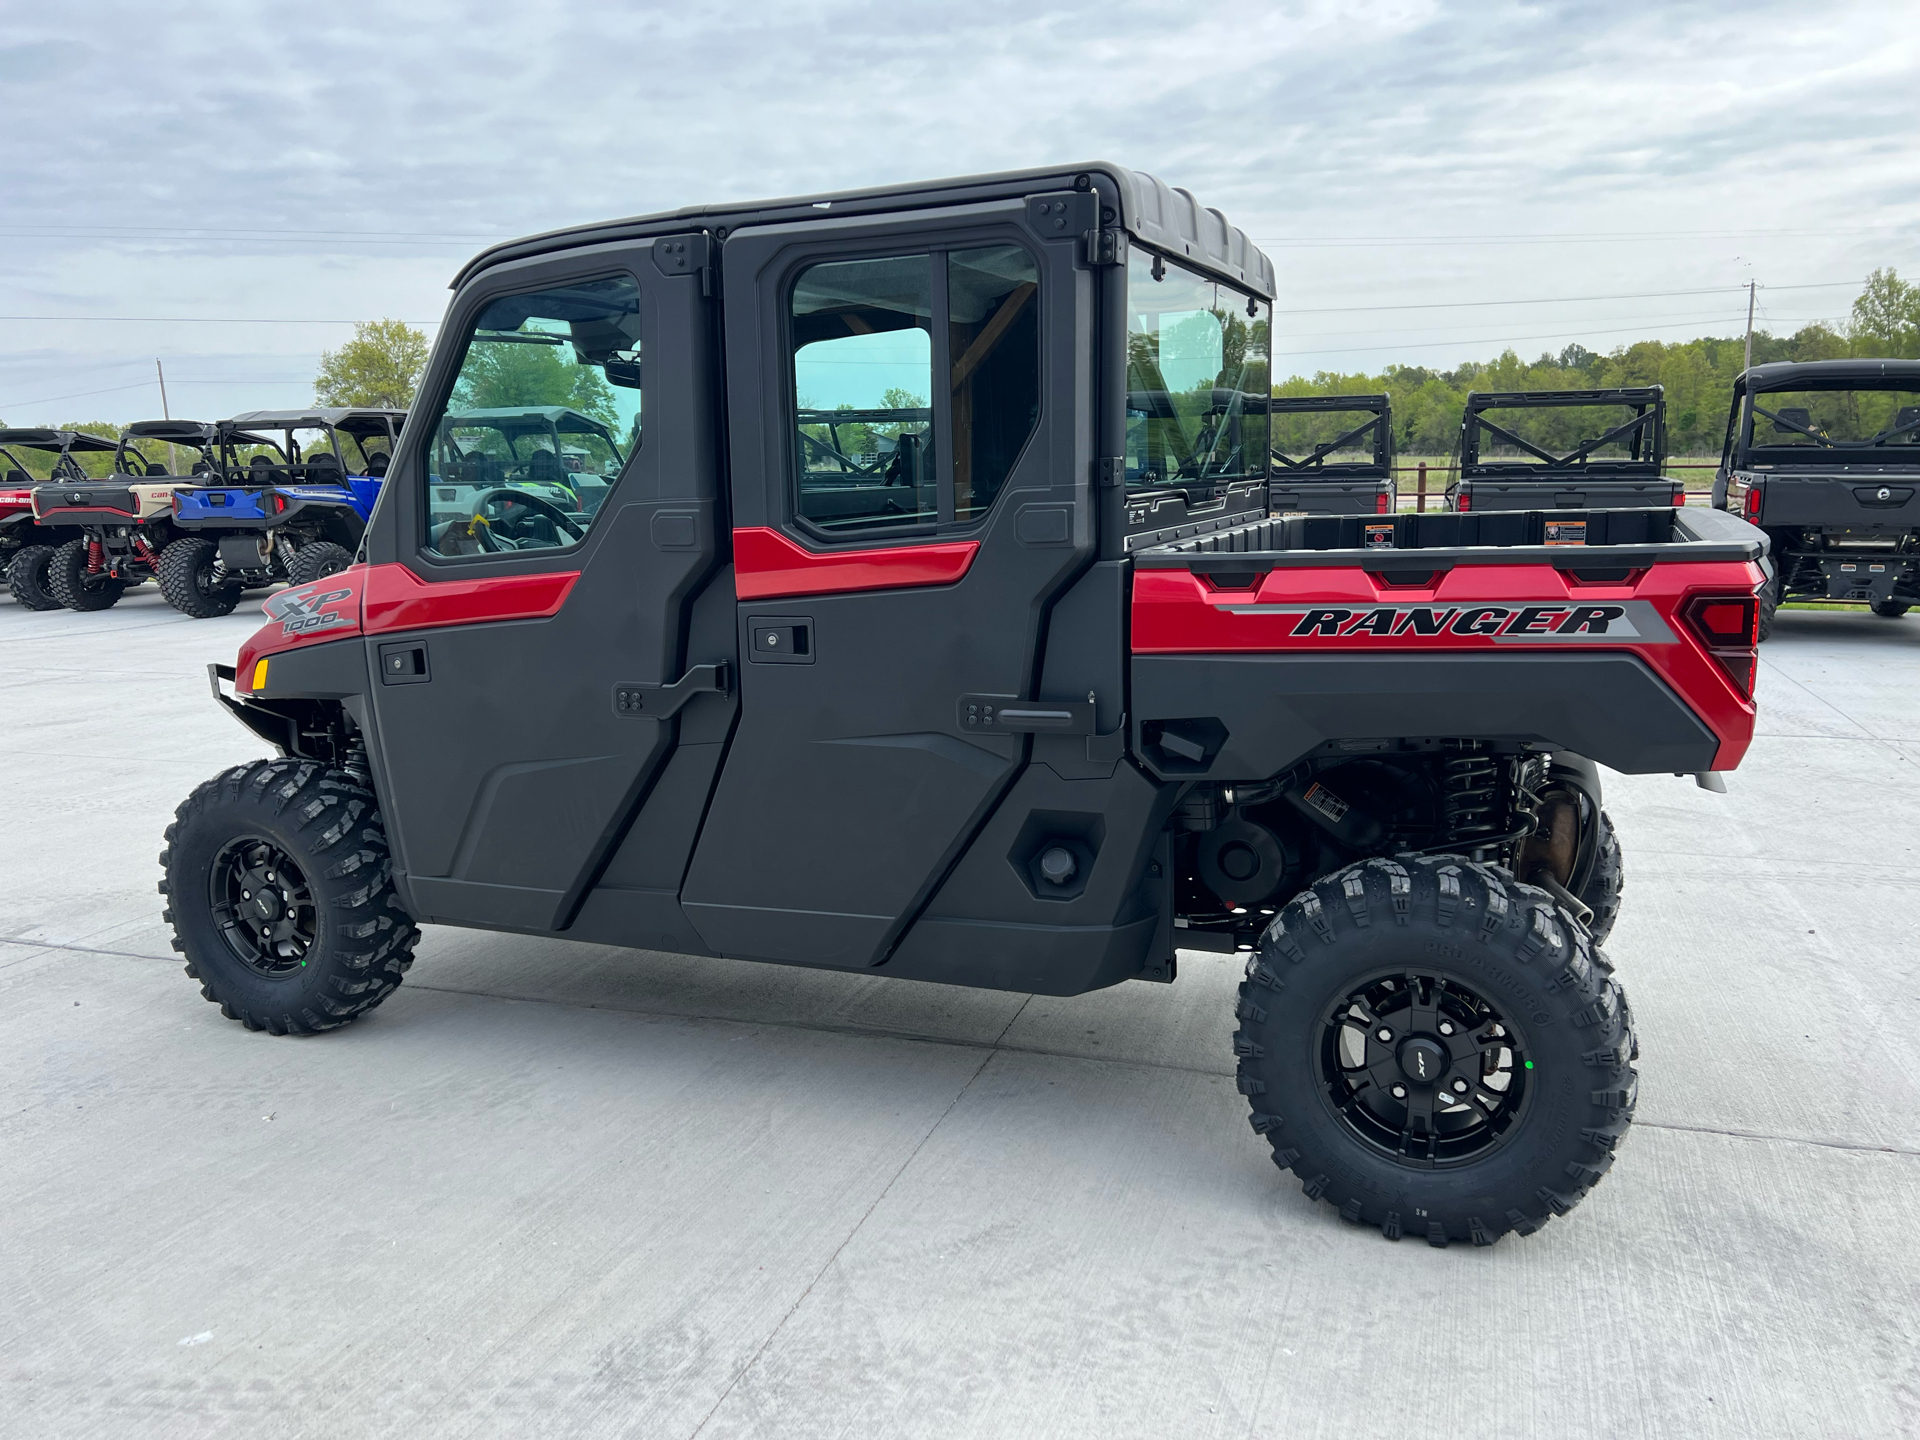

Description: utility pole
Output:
[1743,281,1756,374]
[155,359,177,474]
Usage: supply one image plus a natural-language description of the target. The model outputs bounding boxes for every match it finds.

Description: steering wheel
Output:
[462,487,587,552]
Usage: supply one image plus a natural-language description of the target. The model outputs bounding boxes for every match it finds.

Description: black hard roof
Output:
[451,161,1275,300]
[0,427,119,452]
[123,420,217,442]
[1742,358,1920,391]
[1466,388,1663,406]
[222,408,404,434]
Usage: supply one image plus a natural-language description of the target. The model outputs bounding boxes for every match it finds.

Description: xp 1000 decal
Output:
[1206,599,1677,644]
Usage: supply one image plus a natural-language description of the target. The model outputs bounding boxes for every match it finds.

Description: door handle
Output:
[613,662,731,719]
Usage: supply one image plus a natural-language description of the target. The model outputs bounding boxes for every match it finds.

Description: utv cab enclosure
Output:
[1266,393,1397,516]
[169,163,1768,1249]
[1713,358,1920,634]
[163,409,403,616]
[1446,388,1681,514]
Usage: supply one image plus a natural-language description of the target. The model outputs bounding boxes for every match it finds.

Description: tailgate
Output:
[1740,470,1920,530]
[1268,476,1394,516]
[1128,506,1765,779]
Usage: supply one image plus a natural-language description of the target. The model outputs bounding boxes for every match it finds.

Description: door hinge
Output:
[1084,226,1128,267]
[1095,457,1125,489]
[614,661,731,719]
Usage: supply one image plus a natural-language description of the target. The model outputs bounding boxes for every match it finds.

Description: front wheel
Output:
[158,536,242,618]
[6,544,62,610]
[1235,855,1636,1246]
[159,759,420,1034]
[1576,809,1624,946]
[46,537,125,612]
[1870,600,1910,619]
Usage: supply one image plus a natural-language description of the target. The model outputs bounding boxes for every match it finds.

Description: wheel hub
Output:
[1320,971,1529,1167]
[209,838,315,977]
[1396,1036,1449,1086]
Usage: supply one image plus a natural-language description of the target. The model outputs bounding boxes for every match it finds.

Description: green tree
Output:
[449,340,617,428]
[1849,268,1920,358]
[315,319,431,409]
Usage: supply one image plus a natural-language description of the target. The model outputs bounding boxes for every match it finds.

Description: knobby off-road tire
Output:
[5,544,61,610]
[285,541,353,589]
[159,758,419,1034]
[1870,599,1910,619]
[46,537,125,612]
[1576,809,1624,946]
[1235,854,1637,1247]
[1757,573,1780,642]
[158,536,242,618]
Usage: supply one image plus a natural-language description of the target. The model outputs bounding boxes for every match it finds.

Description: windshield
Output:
[1126,252,1270,492]
[1745,386,1920,458]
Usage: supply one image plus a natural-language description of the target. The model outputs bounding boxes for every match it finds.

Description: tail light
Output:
[1683,592,1758,699]
[1455,491,1471,512]
[271,492,288,514]
[1375,490,1391,514]
[1672,484,1687,506]
[1743,483,1762,520]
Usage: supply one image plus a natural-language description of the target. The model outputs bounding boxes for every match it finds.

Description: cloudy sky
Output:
[3,0,1916,425]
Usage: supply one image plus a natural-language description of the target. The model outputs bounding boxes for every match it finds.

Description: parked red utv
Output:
[0,429,123,608]
[162,163,1766,1247]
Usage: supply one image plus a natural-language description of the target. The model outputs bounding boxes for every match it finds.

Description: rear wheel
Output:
[1576,810,1624,946]
[1871,600,1910,619]
[158,537,242,618]
[1756,573,1780,642]
[159,758,419,1033]
[1235,855,1636,1246]
[285,541,353,588]
[6,544,61,610]
[46,537,125,612]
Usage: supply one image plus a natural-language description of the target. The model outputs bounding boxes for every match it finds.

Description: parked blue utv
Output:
[160,408,404,617]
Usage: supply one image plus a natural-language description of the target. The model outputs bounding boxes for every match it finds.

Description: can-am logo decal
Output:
[1212,598,1675,644]
[264,583,355,636]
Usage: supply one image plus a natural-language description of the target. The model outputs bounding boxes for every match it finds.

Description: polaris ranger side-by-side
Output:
[1446,388,1682,514]
[1712,359,1920,638]
[162,409,404,617]
[163,164,1766,1247]
[1266,393,1397,516]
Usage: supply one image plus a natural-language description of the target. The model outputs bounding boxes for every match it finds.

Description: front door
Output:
[682,198,1097,966]
[363,239,725,932]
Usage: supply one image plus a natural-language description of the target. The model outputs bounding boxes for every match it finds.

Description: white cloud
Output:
[1,0,1914,419]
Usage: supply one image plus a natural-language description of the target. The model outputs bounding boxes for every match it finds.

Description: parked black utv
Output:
[1447,389,1681,514]
[1265,394,1396,515]
[1713,359,1920,638]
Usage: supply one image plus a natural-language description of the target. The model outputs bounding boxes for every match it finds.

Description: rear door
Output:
[363,238,726,933]
[681,197,1097,966]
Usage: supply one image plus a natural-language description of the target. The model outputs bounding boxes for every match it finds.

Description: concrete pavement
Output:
[2,589,1916,1439]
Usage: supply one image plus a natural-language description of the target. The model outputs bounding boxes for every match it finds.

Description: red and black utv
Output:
[1713,358,1920,637]
[1265,393,1397,516]
[0,428,120,609]
[163,163,1766,1247]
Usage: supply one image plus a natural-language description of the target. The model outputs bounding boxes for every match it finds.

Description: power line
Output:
[1,223,500,239]
[1273,279,1866,316]
[1271,314,1768,361]
[0,315,440,325]
[1252,223,1916,248]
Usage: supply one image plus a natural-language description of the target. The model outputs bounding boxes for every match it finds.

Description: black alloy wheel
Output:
[1320,971,1528,1166]
[208,836,316,977]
